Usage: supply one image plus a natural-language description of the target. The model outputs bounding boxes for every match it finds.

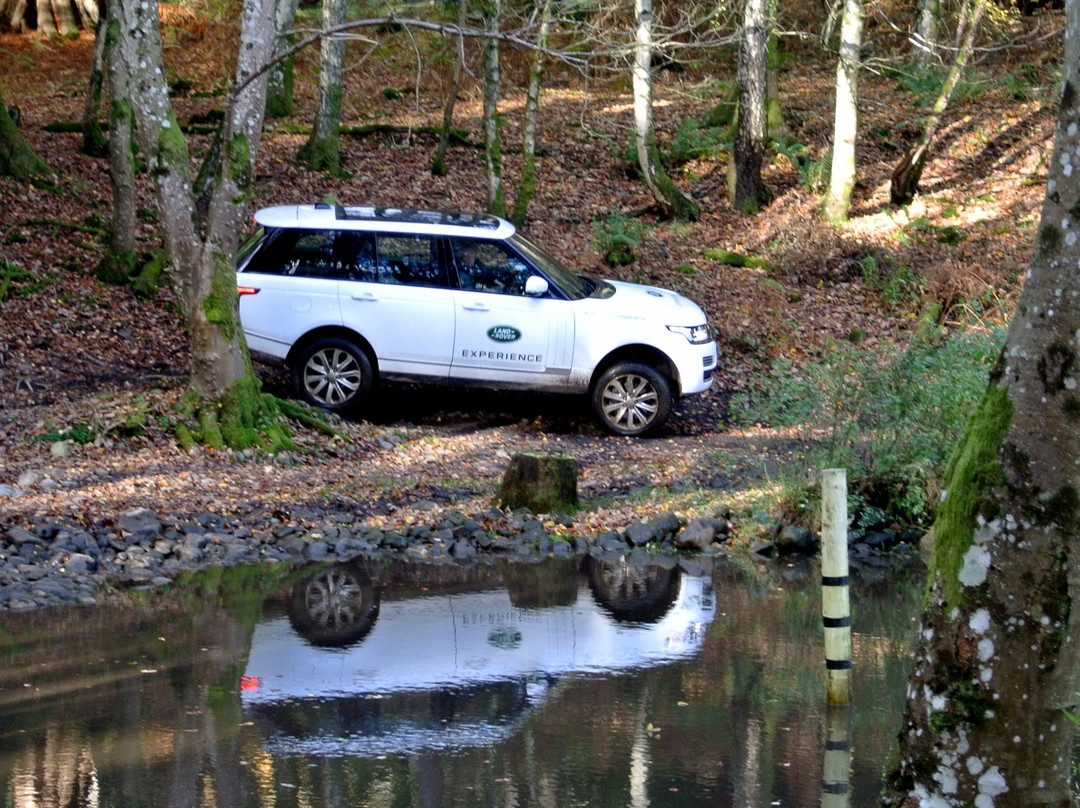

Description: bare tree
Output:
[890,0,987,205]
[823,0,864,223]
[732,0,770,214]
[632,0,699,221]
[482,0,507,216]
[296,0,347,176]
[510,0,552,226]
[432,0,467,177]
[881,5,1080,805]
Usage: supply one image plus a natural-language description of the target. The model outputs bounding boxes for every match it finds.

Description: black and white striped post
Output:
[821,468,852,705]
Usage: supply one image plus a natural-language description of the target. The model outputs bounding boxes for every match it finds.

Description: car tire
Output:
[293,337,373,412]
[591,361,672,436]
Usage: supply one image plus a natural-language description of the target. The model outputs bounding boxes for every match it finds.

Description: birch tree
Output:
[632,0,699,221]
[880,4,1080,804]
[823,0,864,223]
[111,0,289,449]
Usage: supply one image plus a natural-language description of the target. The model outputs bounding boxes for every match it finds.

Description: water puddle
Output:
[0,554,924,807]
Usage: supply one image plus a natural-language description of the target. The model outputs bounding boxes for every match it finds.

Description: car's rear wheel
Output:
[293,337,373,412]
[591,361,672,436]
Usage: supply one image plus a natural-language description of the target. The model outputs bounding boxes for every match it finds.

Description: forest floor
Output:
[0,9,1064,544]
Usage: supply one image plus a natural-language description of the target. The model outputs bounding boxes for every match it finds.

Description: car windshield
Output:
[508,232,601,300]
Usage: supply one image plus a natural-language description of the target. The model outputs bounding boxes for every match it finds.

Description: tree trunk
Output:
[914,0,940,64]
[510,0,551,227]
[105,1,134,255]
[296,0,346,176]
[265,0,300,118]
[431,0,466,177]
[482,0,506,217]
[112,0,279,449]
[81,14,108,157]
[0,83,51,179]
[631,0,699,221]
[881,4,1080,805]
[733,0,769,214]
[823,0,864,224]
[890,0,986,206]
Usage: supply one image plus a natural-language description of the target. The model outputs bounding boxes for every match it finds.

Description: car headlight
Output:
[667,324,711,345]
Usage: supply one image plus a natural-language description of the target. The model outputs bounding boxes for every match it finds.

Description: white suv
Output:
[236,204,718,436]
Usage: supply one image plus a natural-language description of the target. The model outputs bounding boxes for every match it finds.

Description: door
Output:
[338,233,456,382]
[447,239,574,389]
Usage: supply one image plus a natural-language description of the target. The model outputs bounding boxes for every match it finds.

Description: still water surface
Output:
[0,554,923,807]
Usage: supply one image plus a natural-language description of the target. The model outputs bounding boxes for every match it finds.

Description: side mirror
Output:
[524,276,549,297]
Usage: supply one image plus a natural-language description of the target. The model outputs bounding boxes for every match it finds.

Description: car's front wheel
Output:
[293,337,373,412]
[591,361,672,436]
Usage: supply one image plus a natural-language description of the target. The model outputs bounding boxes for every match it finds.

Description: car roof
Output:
[253,204,517,240]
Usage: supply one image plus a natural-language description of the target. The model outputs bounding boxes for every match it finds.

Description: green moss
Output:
[156,112,190,177]
[201,254,240,339]
[928,385,1012,608]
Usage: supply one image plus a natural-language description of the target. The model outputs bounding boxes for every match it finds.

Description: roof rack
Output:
[329,205,502,231]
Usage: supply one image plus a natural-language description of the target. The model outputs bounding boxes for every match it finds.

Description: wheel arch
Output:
[590,345,680,397]
[286,327,379,378]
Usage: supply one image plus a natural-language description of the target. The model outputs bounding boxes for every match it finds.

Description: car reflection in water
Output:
[242,558,716,757]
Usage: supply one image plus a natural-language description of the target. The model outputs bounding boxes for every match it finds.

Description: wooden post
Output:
[821,468,852,705]
[822,705,852,808]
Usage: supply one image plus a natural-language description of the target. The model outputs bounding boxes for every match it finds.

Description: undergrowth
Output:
[731,325,1006,527]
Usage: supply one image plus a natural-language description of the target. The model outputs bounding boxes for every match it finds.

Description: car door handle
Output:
[461,303,491,312]
[350,292,378,301]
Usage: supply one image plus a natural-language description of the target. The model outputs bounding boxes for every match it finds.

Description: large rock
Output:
[496,453,578,514]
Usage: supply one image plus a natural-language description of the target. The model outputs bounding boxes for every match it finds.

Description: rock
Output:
[775,525,816,553]
[625,522,657,547]
[674,517,719,552]
[16,471,42,489]
[116,508,163,541]
[496,452,578,513]
[0,484,24,499]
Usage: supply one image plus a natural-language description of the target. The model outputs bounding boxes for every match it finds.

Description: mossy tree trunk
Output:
[0,83,51,179]
[431,0,466,177]
[890,0,986,206]
[481,0,506,217]
[509,0,550,227]
[265,0,300,118]
[97,2,138,285]
[81,15,108,158]
[296,0,346,176]
[112,0,285,450]
[881,6,1080,804]
[732,0,770,214]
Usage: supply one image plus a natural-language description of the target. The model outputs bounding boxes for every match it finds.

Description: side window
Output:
[450,238,535,296]
[343,234,377,282]
[376,234,447,288]
[247,229,355,279]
